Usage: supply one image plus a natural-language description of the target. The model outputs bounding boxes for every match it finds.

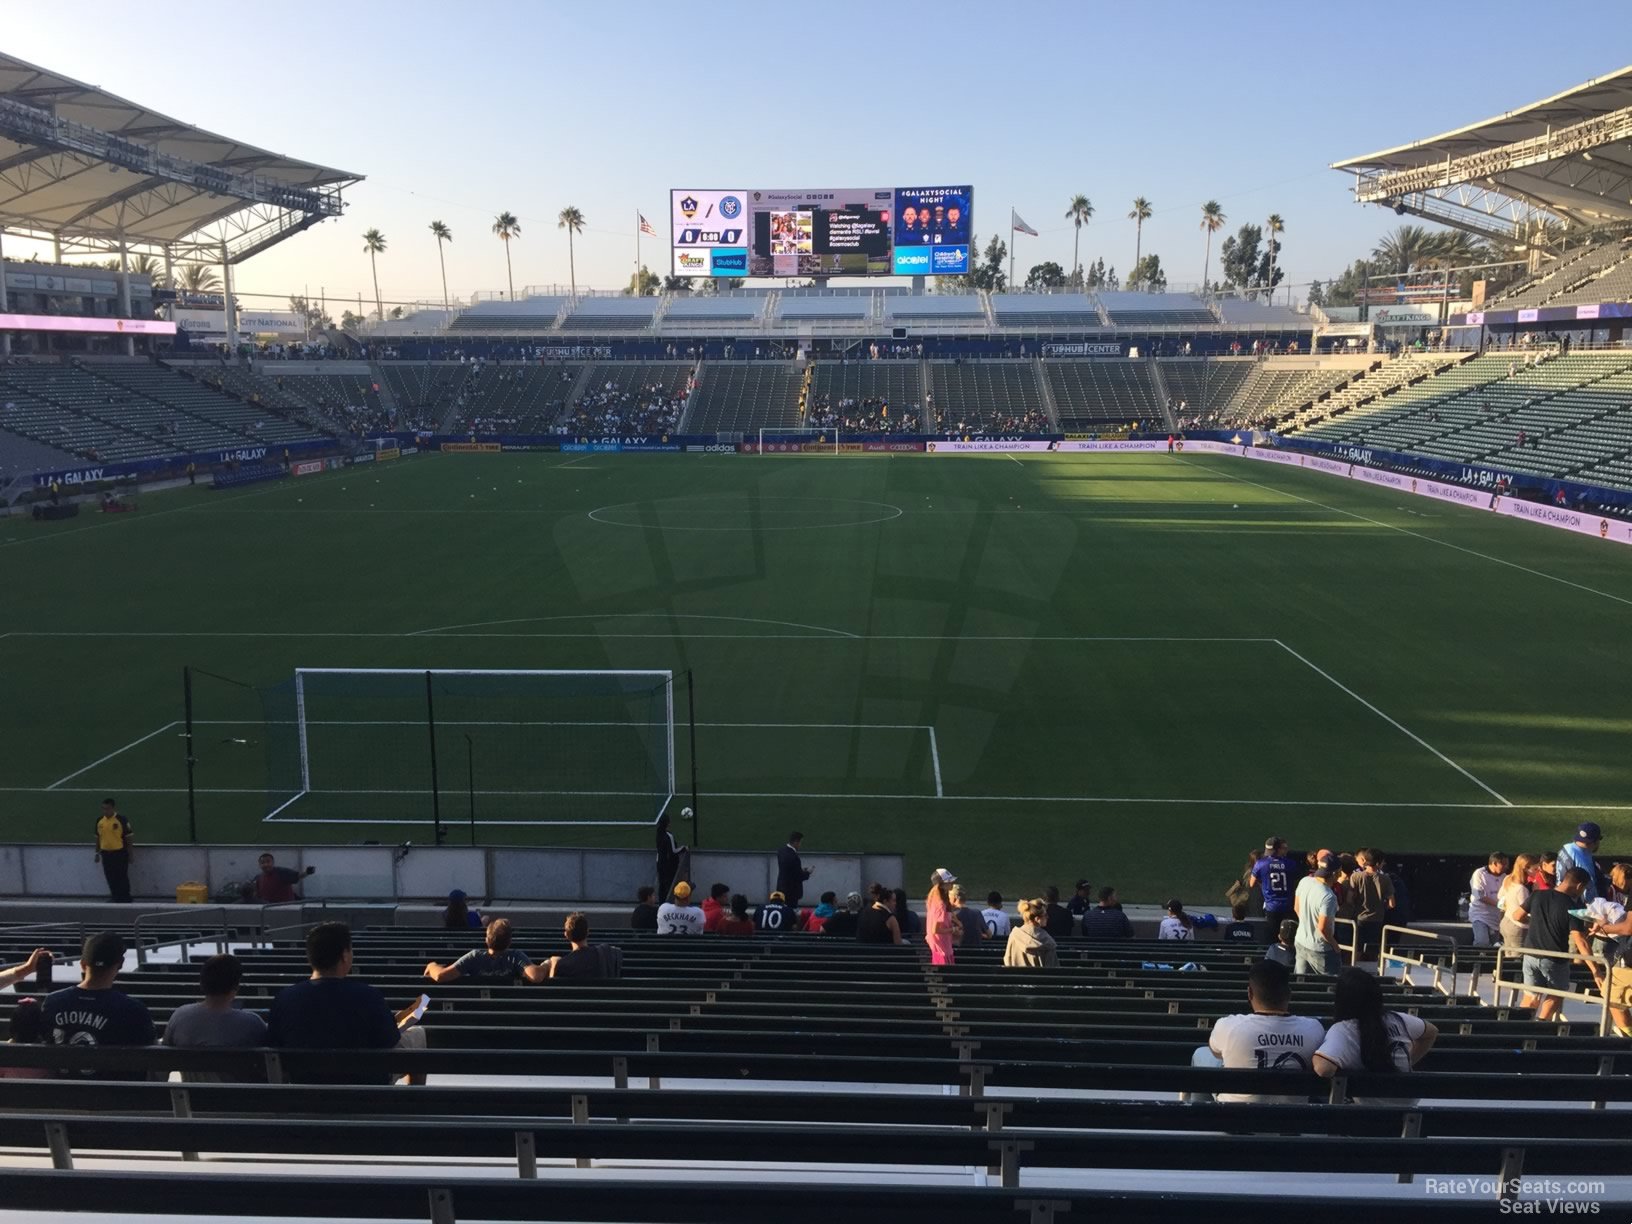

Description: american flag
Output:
[639,213,657,237]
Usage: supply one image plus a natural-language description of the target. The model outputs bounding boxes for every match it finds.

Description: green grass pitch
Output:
[3,449,1629,904]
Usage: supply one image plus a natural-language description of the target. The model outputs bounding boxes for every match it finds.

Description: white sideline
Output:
[1273,640,1512,807]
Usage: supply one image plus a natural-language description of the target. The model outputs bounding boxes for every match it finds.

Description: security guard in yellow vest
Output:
[94,799,133,903]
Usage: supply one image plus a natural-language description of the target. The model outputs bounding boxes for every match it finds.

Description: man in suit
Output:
[776,832,811,908]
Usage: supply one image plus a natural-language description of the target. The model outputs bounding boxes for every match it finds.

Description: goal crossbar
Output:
[274,667,676,827]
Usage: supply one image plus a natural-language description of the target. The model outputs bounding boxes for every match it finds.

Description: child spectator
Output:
[1158,899,1195,941]
[1265,919,1298,968]
[716,894,754,937]
[1222,901,1258,943]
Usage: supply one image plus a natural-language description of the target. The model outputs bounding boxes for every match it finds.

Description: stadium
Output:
[0,34,1630,1223]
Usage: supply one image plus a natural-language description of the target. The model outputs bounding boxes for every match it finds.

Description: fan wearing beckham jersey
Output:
[1251,838,1296,928]
[656,882,705,936]
[1197,960,1324,1104]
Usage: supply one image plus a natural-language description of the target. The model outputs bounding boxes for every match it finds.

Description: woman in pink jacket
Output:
[925,868,959,965]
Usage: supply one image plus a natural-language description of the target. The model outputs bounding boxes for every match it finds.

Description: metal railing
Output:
[1491,944,1619,1038]
[259,900,401,947]
[132,908,232,967]
[1378,924,1460,995]
[1333,917,1360,966]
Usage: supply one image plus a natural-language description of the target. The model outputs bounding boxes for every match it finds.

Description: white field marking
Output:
[588,497,904,532]
[193,718,930,731]
[9,785,1632,812]
[928,726,944,799]
[1273,639,1512,807]
[1007,454,1023,467]
[44,721,180,790]
[408,612,861,639]
[1177,456,1632,609]
[0,630,1276,643]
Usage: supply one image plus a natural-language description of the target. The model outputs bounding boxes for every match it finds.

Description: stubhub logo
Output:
[710,248,748,276]
[932,245,969,274]
[893,248,931,274]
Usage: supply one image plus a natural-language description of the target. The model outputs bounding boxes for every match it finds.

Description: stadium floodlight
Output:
[262,668,675,831]
[756,427,840,455]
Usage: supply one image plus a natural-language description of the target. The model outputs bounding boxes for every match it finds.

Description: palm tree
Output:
[492,211,521,300]
[1370,224,1444,277]
[1264,214,1284,302]
[558,206,585,298]
[429,220,452,312]
[1199,201,1226,291]
[128,253,166,287]
[175,263,221,293]
[1128,197,1153,277]
[362,229,387,321]
[1063,194,1094,285]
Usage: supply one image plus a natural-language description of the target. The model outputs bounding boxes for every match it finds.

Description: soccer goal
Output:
[260,668,675,829]
[757,426,839,455]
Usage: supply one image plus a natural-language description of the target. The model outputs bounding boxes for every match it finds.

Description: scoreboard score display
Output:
[670,186,972,279]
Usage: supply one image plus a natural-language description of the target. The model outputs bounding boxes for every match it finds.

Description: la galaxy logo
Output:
[719,195,742,219]
[678,195,699,219]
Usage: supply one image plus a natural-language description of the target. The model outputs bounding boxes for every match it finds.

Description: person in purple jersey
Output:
[1250,837,1296,934]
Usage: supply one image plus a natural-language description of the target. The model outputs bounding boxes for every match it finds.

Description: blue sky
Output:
[4,2,1620,309]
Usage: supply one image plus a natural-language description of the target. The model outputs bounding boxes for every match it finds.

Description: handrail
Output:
[1332,917,1360,967]
[132,907,231,967]
[1378,924,1459,995]
[1491,944,1617,1038]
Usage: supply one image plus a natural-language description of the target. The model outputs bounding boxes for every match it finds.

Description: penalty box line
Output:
[1272,639,1511,807]
[43,721,179,791]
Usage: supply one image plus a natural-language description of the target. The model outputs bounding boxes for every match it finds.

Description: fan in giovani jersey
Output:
[1251,837,1296,924]
[753,891,803,933]
[1192,960,1325,1104]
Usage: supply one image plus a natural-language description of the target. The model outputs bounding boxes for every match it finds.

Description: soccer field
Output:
[3,449,1629,903]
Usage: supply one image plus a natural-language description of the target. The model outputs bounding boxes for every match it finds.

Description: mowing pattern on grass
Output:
[3,451,1630,902]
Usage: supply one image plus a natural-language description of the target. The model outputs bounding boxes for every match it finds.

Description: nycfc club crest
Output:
[719,195,742,219]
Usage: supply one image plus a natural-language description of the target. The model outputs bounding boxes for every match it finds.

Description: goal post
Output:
[757,426,839,455]
[262,668,675,829]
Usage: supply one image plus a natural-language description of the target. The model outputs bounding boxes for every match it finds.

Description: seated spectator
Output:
[43,932,154,1077]
[1043,885,1074,939]
[1193,960,1325,1103]
[1066,879,1093,921]
[1004,899,1059,968]
[950,884,986,945]
[1080,887,1133,940]
[823,892,863,939]
[424,918,545,984]
[891,888,920,938]
[252,853,315,904]
[857,884,903,945]
[1265,919,1298,968]
[0,948,52,991]
[716,894,755,937]
[269,922,427,1083]
[755,890,802,933]
[630,885,659,932]
[0,999,50,1080]
[702,883,731,933]
[1222,901,1259,943]
[1313,968,1438,1104]
[162,955,268,1075]
[805,891,838,934]
[981,892,1012,940]
[544,912,621,980]
[1158,899,1195,941]
[656,882,705,936]
[443,889,486,930]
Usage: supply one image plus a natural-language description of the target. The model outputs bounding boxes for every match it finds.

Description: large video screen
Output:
[670,186,971,278]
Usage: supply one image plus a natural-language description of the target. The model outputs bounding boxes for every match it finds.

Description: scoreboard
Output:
[670,185,972,279]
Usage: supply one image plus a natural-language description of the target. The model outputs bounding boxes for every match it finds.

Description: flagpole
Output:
[1008,206,1015,290]
[635,209,640,294]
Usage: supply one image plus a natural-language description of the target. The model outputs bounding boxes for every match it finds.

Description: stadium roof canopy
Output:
[1332,66,1632,249]
[0,53,361,263]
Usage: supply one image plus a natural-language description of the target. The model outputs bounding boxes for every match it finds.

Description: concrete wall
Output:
[4,844,903,905]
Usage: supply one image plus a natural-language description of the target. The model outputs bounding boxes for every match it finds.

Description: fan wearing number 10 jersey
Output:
[754,892,803,933]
